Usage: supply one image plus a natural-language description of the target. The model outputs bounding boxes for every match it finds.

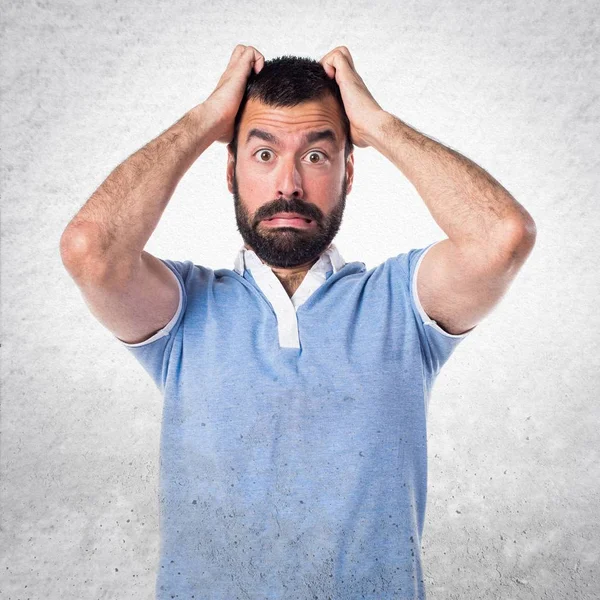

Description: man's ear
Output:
[345,151,354,195]
[226,146,235,193]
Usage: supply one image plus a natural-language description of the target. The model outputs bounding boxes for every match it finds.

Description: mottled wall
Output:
[1,0,598,598]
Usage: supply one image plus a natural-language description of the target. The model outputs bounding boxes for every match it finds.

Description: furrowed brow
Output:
[246,128,278,145]
[245,128,338,147]
[304,129,338,146]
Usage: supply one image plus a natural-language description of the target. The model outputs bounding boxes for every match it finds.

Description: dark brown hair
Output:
[227,54,353,161]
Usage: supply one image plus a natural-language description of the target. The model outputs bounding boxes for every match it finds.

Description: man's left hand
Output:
[319,46,385,148]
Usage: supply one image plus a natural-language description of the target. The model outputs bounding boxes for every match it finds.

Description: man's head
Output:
[226,55,354,269]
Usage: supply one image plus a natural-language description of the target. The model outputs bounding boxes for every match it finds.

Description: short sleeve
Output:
[398,240,475,377]
[114,258,192,392]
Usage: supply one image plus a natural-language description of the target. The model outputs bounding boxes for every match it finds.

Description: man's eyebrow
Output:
[245,128,338,147]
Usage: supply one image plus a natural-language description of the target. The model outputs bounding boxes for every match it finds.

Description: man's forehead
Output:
[240,96,344,143]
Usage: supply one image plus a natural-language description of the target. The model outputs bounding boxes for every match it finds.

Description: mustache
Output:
[256,201,320,222]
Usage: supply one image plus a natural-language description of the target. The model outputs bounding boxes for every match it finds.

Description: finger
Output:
[331,46,355,70]
[241,46,265,74]
[228,44,247,65]
[344,51,355,70]
[318,48,336,72]
[318,50,338,78]
[320,46,355,70]
[321,47,357,82]
[321,49,353,81]
[320,60,335,79]
[250,50,265,74]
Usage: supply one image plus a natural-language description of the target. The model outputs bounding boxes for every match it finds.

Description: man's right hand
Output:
[204,44,265,145]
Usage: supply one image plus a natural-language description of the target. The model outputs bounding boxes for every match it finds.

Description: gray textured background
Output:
[2,0,598,598]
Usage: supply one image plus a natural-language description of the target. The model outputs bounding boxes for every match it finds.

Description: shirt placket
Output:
[235,245,344,350]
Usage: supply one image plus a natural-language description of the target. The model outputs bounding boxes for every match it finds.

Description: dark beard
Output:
[232,169,347,269]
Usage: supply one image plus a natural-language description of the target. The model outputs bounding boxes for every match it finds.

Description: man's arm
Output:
[366,112,536,260]
[59,44,265,344]
[59,104,219,282]
[318,46,536,336]
[365,112,536,334]
[58,103,223,344]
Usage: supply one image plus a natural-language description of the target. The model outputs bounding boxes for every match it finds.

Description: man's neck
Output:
[245,244,318,298]
[273,269,309,298]
[271,259,319,298]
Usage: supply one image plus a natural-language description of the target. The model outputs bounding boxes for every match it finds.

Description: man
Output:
[60,45,536,599]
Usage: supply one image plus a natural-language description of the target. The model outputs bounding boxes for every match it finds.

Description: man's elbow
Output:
[500,215,537,267]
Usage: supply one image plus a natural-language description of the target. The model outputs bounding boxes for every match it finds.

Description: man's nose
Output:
[275,157,304,198]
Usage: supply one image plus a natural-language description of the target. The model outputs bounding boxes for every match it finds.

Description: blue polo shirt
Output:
[117,240,473,599]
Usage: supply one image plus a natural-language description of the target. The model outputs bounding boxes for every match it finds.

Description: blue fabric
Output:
[120,244,471,599]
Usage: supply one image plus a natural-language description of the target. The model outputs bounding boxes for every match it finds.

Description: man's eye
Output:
[306,151,327,164]
[254,150,327,163]
[256,149,273,162]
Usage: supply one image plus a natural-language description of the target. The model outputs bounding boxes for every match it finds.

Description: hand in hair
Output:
[319,46,385,148]
[204,44,266,144]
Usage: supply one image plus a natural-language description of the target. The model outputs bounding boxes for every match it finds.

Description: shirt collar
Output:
[233,242,346,277]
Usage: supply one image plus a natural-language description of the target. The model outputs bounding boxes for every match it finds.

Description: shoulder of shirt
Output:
[232,243,346,276]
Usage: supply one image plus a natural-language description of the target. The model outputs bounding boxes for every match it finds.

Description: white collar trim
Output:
[232,242,346,348]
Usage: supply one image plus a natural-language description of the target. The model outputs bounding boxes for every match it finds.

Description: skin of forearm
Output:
[366,111,536,262]
[61,103,220,280]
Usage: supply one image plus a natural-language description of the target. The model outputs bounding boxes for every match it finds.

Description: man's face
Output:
[227,94,354,269]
